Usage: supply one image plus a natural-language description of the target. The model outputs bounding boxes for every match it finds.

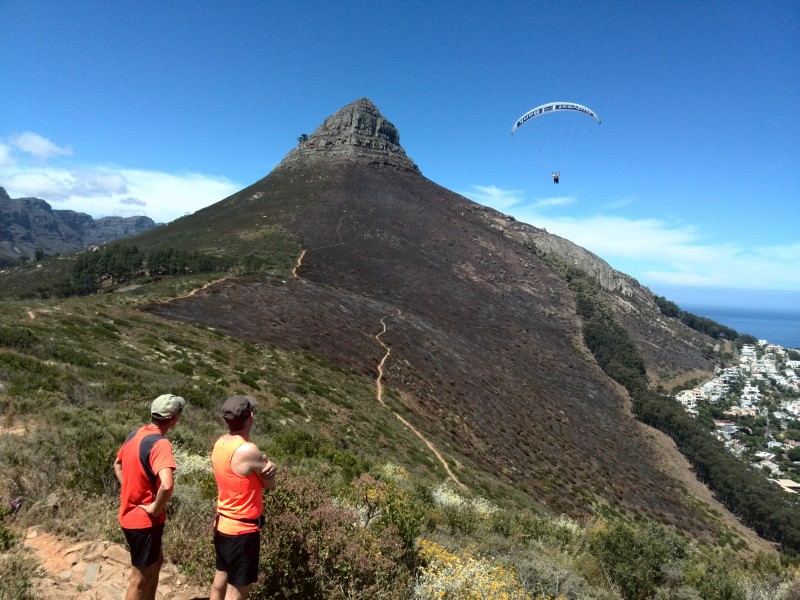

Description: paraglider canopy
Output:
[510,101,602,181]
[511,102,601,134]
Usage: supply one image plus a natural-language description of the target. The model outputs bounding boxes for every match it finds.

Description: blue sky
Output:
[1,1,798,307]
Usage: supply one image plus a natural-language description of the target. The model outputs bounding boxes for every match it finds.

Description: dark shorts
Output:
[214,530,260,586]
[122,523,165,568]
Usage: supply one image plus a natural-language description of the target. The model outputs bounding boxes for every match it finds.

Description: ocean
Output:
[649,286,800,350]
[679,304,800,350]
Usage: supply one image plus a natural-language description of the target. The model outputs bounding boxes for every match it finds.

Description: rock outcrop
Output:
[277,98,420,173]
[24,528,204,600]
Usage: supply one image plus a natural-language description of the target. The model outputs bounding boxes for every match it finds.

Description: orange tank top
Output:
[211,435,263,535]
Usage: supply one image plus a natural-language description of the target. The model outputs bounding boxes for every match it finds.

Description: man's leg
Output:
[124,556,162,600]
[210,569,228,600]
[211,570,253,600]
[144,554,163,600]
[226,582,253,600]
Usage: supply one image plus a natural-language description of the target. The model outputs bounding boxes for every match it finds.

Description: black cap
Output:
[221,395,254,421]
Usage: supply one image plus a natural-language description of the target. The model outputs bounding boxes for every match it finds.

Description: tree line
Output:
[653,294,758,344]
[38,243,235,298]
[567,267,800,554]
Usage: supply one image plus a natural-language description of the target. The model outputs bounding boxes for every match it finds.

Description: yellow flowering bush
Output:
[414,538,551,600]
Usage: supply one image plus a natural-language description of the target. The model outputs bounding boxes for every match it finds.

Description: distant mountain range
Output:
[0,187,159,266]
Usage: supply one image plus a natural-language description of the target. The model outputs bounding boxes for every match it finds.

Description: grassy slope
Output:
[3,274,799,598]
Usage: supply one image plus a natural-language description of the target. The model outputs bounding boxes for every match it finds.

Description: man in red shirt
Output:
[210,395,276,600]
[114,393,185,600]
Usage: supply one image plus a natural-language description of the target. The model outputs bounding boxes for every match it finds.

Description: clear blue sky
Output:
[2,1,798,306]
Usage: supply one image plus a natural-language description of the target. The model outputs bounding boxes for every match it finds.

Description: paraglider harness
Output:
[552,172,560,184]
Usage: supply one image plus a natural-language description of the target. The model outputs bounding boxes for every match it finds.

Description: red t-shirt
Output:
[117,424,176,529]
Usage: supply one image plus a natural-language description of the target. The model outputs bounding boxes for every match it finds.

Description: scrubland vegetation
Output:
[1,262,799,598]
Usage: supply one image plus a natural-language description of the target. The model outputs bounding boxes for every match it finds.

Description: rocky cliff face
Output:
[0,187,159,263]
[277,98,420,173]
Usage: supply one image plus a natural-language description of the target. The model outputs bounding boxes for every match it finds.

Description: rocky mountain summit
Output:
[278,99,641,300]
[277,98,420,172]
[0,187,158,265]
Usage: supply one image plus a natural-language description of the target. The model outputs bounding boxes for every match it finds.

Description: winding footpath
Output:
[376,313,466,490]
[293,246,465,489]
[292,249,306,279]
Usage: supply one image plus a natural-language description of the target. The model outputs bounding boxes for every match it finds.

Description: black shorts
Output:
[214,530,260,586]
[122,523,165,568]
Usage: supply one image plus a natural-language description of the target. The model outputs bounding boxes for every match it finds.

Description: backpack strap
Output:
[124,429,167,494]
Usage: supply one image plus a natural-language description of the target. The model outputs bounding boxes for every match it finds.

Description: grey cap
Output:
[151,394,186,420]
[222,395,255,421]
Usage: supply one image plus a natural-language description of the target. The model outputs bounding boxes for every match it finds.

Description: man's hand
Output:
[137,502,164,517]
[261,457,277,480]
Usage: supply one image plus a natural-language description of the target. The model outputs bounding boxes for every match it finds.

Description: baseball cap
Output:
[151,394,186,420]
[221,395,255,421]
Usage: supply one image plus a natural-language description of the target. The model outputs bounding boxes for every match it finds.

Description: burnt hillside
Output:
[148,99,723,539]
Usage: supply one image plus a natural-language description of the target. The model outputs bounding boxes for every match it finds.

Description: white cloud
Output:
[3,169,127,200]
[120,196,146,206]
[0,144,11,167]
[458,184,523,210]
[1,166,239,223]
[602,196,636,210]
[11,132,72,159]
[0,131,241,223]
[531,195,577,208]
[465,184,800,292]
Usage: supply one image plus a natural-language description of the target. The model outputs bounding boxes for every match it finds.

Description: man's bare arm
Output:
[233,443,277,489]
[138,467,175,516]
[113,457,123,485]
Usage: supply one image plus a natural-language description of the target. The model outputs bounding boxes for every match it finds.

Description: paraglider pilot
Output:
[552,172,560,184]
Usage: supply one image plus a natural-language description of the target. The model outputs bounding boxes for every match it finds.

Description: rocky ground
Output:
[22,528,206,600]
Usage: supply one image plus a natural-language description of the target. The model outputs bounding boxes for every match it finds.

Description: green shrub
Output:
[0,351,72,394]
[0,504,16,552]
[255,473,409,600]
[0,551,40,600]
[352,474,425,564]
[0,326,38,351]
[173,361,195,375]
[589,520,689,600]
[239,373,261,390]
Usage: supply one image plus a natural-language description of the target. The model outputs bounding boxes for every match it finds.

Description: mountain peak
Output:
[277,98,419,173]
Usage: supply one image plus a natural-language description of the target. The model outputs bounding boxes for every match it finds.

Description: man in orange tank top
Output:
[114,393,185,600]
[210,395,277,600]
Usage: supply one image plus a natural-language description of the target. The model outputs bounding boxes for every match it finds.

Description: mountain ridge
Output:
[144,99,728,537]
[0,187,159,265]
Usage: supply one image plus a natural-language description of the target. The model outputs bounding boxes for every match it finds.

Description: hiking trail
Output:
[292,249,306,279]
[375,312,466,490]
[21,527,206,600]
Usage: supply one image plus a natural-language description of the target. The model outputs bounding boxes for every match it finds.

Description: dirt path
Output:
[22,528,207,600]
[376,313,466,491]
[292,249,306,279]
[175,277,230,300]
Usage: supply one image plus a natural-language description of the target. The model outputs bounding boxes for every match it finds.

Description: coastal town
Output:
[675,341,800,494]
